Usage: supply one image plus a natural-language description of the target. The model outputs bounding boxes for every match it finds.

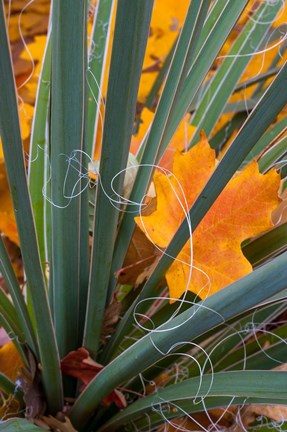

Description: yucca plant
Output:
[0,0,287,431]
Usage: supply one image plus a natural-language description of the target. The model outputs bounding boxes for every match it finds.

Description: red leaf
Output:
[61,348,127,409]
[61,348,102,388]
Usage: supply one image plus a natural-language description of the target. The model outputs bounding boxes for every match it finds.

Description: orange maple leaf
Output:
[130,108,196,170]
[135,135,280,300]
[0,341,24,381]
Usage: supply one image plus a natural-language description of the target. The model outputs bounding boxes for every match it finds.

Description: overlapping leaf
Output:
[135,135,280,300]
[61,348,126,409]
[0,341,24,381]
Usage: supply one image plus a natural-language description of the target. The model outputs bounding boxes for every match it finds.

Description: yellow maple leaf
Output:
[137,0,190,103]
[0,103,33,245]
[0,341,24,382]
[135,135,280,300]
[0,186,19,245]
[0,158,19,245]
[101,0,190,104]
[20,35,47,63]
[131,108,196,170]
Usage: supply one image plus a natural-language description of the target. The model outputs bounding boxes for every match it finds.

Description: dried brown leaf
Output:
[17,350,46,419]
[38,415,78,432]
[100,301,122,344]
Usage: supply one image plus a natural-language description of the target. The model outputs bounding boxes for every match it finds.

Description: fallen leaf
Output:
[0,103,34,246]
[115,226,158,286]
[5,1,49,43]
[242,404,287,426]
[0,395,21,421]
[61,348,102,389]
[0,237,23,287]
[100,301,122,344]
[130,108,196,170]
[116,255,157,286]
[17,350,46,419]
[156,410,232,432]
[236,363,287,430]
[37,415,78,432]
[0,341,24,381]
[134,256,161,288]
[273,187,287,224]
[137,0,190,103]
[135,134,280,300]
[20,35,48,63]
[0,167,19,245]
[61,348,127,409]
[100,0,190,104]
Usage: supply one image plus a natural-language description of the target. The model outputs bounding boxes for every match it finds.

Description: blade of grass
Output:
[0,288,24,343]
[155,0,249,162]
[108,0,214,298]
[243,115,287,166]
[139,0,247,156]
[216,323,287,372]
[70,251,287,428]
[78,26,90,348]
[190,0,282,145]
[143,38,177,112]
[128,299,287,392]
[252,35,287,98]
[109,0,249,302]
[125,398,287,432]
[250,422,287,432]
[279,163,287,179]
[209,112,247,151]
[98,371,287,431]
[223,99,259,113]
[0,236,37,355]
[50,0,88,356]
[83,0,154,358]
[0,1,63,413]
[198,304,287,374]
[0,419,49,432]
[243,223,287,267]
[141,61,287,324]
[102,62,287,362]
[28,33,51,274]
[259,136,287,173]
[235,67,280,93]
[0,373,24,404]
[0,316,29,371]
[86,0,114,157]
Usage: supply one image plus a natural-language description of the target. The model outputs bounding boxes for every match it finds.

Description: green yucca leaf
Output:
[98,371,287,431]
[70,251,287,428]
[244,115,287,166]
[0,373,24,404]
[102,61,287,363]
[190,0,283,145]
[243,222,287,267]
[0,0,63,413]
[0,419,46,432]
[86,0,114,157]
[83,0,154,357]
[259,135,287,173]
[28,33,51,274]
[1,0,287,430]
[0,236,37,356]
[50,0,88,356]
[109,0,249,305]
